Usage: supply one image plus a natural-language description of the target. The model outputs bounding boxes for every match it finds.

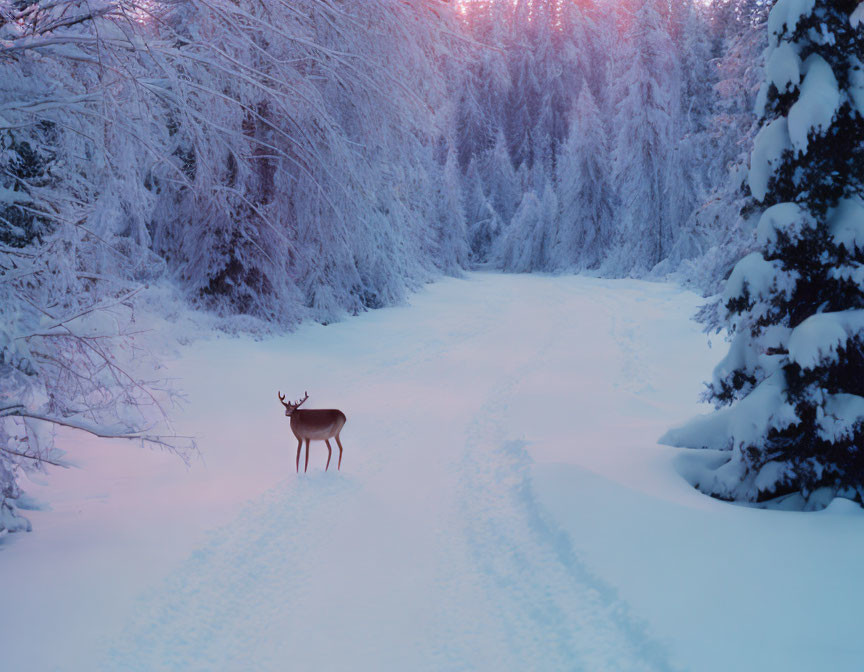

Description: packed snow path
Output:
[6,274,864,671]
[104,275,674,671]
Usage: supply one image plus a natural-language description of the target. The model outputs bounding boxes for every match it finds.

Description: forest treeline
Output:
[456,0,766,288]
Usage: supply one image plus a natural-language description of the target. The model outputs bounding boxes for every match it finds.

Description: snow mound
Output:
[787,55,840,154]
[749,118,790,202]
[765,42,801,94]
[756,202,815,247]
[818,393,864,444]
[852,3,864,29]
[723,252,793,307]
[659,373,798,452]
[829,197,864,251]
[767,0,816,45]
[850,56,864,118]
[787,310,864,370]
[711,325,788,395]
[830,262,864,287]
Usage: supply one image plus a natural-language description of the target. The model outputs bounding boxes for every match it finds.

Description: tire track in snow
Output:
[99,401,480,670]
[438,278,673,672]
[446,287,677,672]
[455,426,676,671]
[102,476,363,671]
[404,278,678,671]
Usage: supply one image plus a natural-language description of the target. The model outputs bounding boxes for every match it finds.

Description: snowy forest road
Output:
[7,274,861,672]
[101,274,684,671]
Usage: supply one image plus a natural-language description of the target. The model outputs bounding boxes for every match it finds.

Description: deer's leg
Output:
[325,440,332,471]
[296,439,302,473]
[304,438,311,473]
[335,434,344,470]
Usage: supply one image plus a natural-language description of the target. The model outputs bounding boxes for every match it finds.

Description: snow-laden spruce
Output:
[604,0,681,277]
[554,85,615,271]
[662,0,864,509]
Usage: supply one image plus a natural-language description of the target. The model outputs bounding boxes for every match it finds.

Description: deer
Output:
[278,391,347,473]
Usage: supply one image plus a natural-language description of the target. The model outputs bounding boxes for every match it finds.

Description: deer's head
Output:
[278,391,309,416]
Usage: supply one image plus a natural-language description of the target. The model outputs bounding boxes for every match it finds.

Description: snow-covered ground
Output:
[3,273,863,671]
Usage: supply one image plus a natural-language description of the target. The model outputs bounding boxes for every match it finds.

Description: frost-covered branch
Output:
[0,0,467,534]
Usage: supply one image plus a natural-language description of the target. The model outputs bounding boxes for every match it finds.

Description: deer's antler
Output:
[278,391,291,410]
[294,391,309,408]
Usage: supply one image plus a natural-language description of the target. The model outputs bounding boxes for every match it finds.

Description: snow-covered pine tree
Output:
[483,130,521,228]
[662,0,864,508]
[432,150,470,274]
[456,67,494,171]
[559,0,602,96]
[492,182,558,273]
[464,158,501,262]
[530,3,568,177]
[0,122,55,249]
[660,0,715,271]
[554,84,616,270]
[506,49,538,171]
[605,0,679,276]
[454,0,512,161]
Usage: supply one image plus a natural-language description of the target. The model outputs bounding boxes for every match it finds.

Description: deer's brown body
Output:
[279,392,347,472]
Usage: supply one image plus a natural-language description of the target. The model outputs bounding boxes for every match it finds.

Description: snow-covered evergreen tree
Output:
[605,0,679,276]
[483,131,521,230]
[559,0,603,95]
[432,150,470,273]
[555,85,616,270]
[530,5,568,177]
[505,47,538,171]
[457,69,495,172]
[492,183,559,273]
[660,0,715,271]
[663,0,864,508]
[464,158,501,262]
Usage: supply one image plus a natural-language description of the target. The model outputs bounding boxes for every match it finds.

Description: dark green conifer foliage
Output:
[665,1,864,507]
